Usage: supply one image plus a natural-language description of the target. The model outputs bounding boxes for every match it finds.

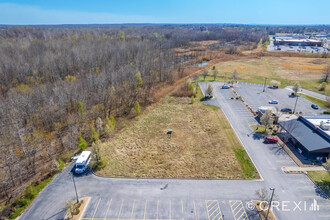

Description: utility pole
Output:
[266,188,275,220]
[263,77,268,92]
[70,173,79,203]
[293,95,299,114]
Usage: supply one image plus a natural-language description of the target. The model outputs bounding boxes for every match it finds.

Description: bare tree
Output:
[255,187,279,209]
[95,117,103,135]
[232,70,238,84]
[64,200,79,218]
[202,70,208,81]
[326,96,330,109]
[205,83,214,98]
[321,66,330,83]
[213,69,219,81]
[293,81,301,95]
[260,110,273,132]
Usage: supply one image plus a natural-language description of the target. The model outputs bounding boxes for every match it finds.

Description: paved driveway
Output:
[21,82,330,220]
[233,82,325,115]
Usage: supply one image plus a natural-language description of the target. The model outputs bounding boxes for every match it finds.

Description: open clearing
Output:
[97,94,258,179]
[202,56,330,95]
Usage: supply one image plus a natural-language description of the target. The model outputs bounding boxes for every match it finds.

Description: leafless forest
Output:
[0,24,328,203]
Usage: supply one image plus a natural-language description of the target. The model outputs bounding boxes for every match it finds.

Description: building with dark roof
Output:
[278,115,330,160]
[273,36,323,47]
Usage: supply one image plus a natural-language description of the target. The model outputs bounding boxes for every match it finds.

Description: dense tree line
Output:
[0,24,267,203]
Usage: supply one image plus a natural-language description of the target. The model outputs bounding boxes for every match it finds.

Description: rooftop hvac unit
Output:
[320,121,330,130]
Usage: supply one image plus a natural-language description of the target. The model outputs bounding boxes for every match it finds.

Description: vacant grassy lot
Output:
[201,57,330,96]
[98,95,258,179]
[307,171,330,197]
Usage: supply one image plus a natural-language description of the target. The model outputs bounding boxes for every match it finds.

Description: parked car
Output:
[281,108,292,112]
[311,104,319,109]
[268,100,278,104]
[265,136,278,143]
[70,154,79,161]
[222,85,230,89]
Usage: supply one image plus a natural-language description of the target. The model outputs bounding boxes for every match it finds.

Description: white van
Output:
[75,151,91,174]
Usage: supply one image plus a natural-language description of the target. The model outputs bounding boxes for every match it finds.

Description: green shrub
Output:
[14,198,28,208]
[103,115,116,137]
[134,101,141,115]
[23,185,35,200]
[78,135,88,150]
[90,127,99,143]
[93,156,107,170]
[8,176,53,219]
[58,159,65,171]
[76,101,85,120]
[190,96,195,104]
[324,111,330,114]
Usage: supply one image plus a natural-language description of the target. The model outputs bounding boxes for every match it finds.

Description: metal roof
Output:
[279,117,330,152]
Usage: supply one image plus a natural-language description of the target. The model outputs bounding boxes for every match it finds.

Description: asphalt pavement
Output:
[20,82,330,220]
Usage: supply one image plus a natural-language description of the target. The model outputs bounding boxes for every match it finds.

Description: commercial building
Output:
[279,115,330,161]
[274,37,323,47]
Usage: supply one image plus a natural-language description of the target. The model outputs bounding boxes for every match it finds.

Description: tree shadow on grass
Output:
[314,181,330,199]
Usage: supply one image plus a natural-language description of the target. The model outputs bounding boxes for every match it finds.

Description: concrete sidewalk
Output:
[282,166,326,173]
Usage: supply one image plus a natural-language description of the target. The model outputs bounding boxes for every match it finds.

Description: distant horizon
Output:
[0,1,329,25]
[0,23,329,27]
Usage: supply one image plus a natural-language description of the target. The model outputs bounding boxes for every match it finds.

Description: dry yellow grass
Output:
[211,56,330,95]
[97,96,256,179]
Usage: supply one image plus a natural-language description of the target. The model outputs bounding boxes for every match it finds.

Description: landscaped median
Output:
[64,197,90,220]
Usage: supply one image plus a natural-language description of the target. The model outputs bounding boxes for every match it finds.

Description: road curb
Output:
[304,173,329,200]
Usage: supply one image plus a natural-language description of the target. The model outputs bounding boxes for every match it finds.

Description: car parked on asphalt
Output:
[311,104,319,109]
[265,136,278,143]
[281,108,292,112]
[268,100,278,104]
[222,85,230,89]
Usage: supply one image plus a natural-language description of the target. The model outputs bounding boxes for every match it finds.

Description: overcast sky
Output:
[0,0,329,25]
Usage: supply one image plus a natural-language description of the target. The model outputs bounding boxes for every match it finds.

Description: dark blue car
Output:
[311,104,319,109]
[281,108,292,112]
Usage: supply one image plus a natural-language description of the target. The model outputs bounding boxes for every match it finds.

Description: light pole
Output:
[265,188,275,220]
[263,77,268,92]
[70,173,79,203]
[293,95,299,114]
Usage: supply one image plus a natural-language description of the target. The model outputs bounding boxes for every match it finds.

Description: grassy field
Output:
[307,171,330,197]
[97,91,258,179]
[201,56,330,96]
[298,93,330,112]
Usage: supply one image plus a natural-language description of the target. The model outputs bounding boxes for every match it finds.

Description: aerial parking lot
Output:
[268,44,328,54]
[81,197,257,220]
[233,82,325,116]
